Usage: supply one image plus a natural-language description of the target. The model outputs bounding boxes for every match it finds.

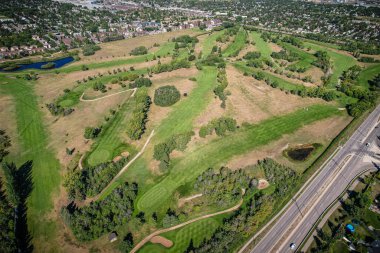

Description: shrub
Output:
[199,117,237,138]
[130,46,148,56]
[154,85,181,107]
[129,77,152,89]
[84,127,102,139]
[82,44,101,56]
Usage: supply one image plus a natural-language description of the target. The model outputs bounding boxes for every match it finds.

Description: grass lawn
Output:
[251,31,272,58]
[0,75,61,250]
[85,90,136,166]
[223,29,248,57]
[201,31,224,57]
[357,63,380,88]
[137,104,341,212]
[139,218,220,253]
[303,42,357,88]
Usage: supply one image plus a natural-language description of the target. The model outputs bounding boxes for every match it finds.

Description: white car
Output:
[290,243,296,250]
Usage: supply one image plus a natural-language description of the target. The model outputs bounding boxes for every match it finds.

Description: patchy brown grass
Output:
[0,95,20,155]
[227,115,351,173]
[81,29,202,61]
[300,66,325,86]
[269,42,283,53]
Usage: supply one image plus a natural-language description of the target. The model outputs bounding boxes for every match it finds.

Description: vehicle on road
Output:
[290,243,296,250]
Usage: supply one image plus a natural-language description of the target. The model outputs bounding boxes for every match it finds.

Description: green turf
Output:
[154,66,218,142]
[304,42,357,88]
[201,31,224,57]
[357,63,380,88]
[251,31,272,58]
[0,75,61,245]
[137,104,340,212]
[86,89,135,166]
[223,29,247,57]
[139,218,219,253]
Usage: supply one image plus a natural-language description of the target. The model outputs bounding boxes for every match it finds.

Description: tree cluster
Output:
[130,46,148,56]
[83,126,102,139]
[150,59,190,74]
[153,131,194,171]
[63,157,129,200]
[153,85,180,107]
[61,182,137,241]
[82,44,101,56]
[129,77,152,89]
[199,117,237,138]
[214,68,229,108]
[46,102,75,116]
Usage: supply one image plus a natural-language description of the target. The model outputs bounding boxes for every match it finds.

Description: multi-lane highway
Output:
[244,105,380,253]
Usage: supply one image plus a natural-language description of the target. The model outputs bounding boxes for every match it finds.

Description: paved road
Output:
[249,105,380,253]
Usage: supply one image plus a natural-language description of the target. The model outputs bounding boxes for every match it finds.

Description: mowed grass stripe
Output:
[86,90,134,166]
[202,31,224,58]
[137,104,340,211]
[251,31,272,58]
[154,66,218,142]
[0,76,61,243]
[223,29,247,57]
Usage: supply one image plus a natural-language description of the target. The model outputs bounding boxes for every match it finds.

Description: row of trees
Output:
[199,117,237,138]
[61,182,138,241]
[125,88,151,140]
[214,68,229,108]
[130,46,148,56]
[150,58,190,74]
[45,102,75,116]
[153,131,194,171]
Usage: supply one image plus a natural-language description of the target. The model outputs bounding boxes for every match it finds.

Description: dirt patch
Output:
[224,65,321,125]
[81,29,202,61]
[178,193,203,208]
[236,43,258,59]
[300,67,325,86]
[269,42,283,53]
[121,151,130,158]
[227,115,351,172]
[257,179,269,190]
[113,156,122,162]
[150,235,174,248]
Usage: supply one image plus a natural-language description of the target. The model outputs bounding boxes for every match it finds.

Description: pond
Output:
[285,144,320,161]
[0,56,74,72]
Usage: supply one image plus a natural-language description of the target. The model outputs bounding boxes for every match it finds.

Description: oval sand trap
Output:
[150,236,173,248]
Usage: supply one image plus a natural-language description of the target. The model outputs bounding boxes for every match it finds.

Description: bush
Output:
[84,127,102,139]
[82,44,101,56]
[154,85,181,107]
[243,51,261,60]
[129,77,152,89]
[130,46,148,56]
[199,117,237,138]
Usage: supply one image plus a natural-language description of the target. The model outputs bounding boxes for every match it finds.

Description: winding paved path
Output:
[80,88,137,102]
[130,196,244,253]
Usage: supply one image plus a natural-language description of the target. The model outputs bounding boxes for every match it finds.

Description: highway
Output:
[247,104,380,253]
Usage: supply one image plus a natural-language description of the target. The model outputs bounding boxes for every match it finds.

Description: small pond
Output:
[0,56,74,72]
[285,144,321,161]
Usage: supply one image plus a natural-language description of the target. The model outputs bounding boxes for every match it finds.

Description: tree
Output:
[0,129,11,162]
[1,163,20,208]
[154,85,181,107]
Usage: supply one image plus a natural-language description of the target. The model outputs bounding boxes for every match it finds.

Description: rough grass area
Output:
[139,218,219,253]
[251,31,272,58]
[223,29,248,57]
[0,75,61,250]
[137,104,340,212]
[357,63,380,88]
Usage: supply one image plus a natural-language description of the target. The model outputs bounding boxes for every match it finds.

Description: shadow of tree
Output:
[15,160,34,253]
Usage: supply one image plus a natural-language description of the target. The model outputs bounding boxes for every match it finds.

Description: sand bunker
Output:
[150,236,173,248]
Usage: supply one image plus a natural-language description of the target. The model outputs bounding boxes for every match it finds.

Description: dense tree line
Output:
[0,181,17,252]
[243,51,261,60]
[199,117,237,138]
[194,167,251,208]
[154,85,180,107]
[0,129,11,162]
[63,157,129,200]
[125,88,151,140]
[82,44,101,56]
[150,59,190,74]
[214,68,229,108]
[172,35,199,48]
[153,131,194,171]
[186,159,298,253]
[312,51,331,74]
[83,126,102,139]
[271,50,299,62]
[61,182,137,241]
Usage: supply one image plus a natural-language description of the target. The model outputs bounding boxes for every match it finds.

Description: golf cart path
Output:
[130,189,245,253]
[80,88,137,102]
